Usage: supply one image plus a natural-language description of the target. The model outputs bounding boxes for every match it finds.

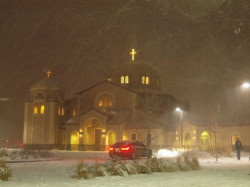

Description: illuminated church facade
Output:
[23,50,250,151]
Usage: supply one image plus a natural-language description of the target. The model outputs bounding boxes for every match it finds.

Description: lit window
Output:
[121,75,129,84]
[146,76,149,84]
[142,76,149,84]
[58,106,61,115]
[121,76,125,84]
[40,105,45,114]
[142,76,145,84]
[231,134,240,145]
[34,105,38,114]
[98,95,113,108]
[109,99,112,106]
[61,107,65,116]
[98,99,103,106]
[125,76,129,83]
[73,107,77,116]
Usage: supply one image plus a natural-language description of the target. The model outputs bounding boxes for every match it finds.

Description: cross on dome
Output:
[130,49,137,61]
[46,69,52,78]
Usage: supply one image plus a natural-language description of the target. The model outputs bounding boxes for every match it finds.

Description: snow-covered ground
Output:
[1,150,250,187]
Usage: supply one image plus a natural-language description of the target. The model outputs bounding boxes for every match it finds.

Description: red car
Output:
[109,140,152,159]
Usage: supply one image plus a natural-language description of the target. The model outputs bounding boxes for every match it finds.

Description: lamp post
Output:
[176,108,183,146]
[241,82,250,123]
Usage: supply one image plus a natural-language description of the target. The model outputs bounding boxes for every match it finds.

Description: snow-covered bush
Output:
[91,161,109,177]
[74,154,200,180]
[135,160,152,174]
[123,161,138,175]
[76,162,92,179]
[0,161,12,181]
[192,156,200,170]
[177,156,191,171]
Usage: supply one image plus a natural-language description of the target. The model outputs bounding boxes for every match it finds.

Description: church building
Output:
[23,49,189,151]
[23,49,250,152]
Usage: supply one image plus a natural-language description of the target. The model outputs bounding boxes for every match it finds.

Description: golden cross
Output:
[46,69,52,78]
[130,49,137,61]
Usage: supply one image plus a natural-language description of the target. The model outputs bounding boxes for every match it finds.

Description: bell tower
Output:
[23,70,64,149]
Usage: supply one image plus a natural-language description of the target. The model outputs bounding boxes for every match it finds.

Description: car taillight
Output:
[109,147,114,151]
[121,146,131,151]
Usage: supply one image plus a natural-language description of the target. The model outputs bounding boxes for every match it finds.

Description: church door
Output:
[95,129,101,150]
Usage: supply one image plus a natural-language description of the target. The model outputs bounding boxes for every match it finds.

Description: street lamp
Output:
[241,82,250,123]
[176,107,183,121]
[176,107,183,146]
[241,82,250,89]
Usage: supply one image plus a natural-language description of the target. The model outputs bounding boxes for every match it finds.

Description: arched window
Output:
[98,99,103,106]
[58,106,61,115]
[98,94,113,108]
[34,105,38,114]
[40,105,45,114]
[121,75,129,84]
[142,76,149,85]
[121,76,125,84]
[61,107,65,116]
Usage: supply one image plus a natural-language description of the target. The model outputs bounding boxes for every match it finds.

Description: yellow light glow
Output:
[108,78,111,81]
[46,69,52,78]
[40,105,45,114]
[146,76,149,84]
[79,129,83,138]
[58,106,61,115]
[130,49,137,61]
[34,105,38,114]
[142,76,145,84]
[109,99,112,106]
[121,76,125,84]
[125,76,129,83]
[61,107,65,116]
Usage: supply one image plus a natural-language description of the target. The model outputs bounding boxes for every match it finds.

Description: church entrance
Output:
[200,131,210,151]
[70,130,79,151]
[184,132,192,146]
[95,129,101,148]
[85,118,102,150]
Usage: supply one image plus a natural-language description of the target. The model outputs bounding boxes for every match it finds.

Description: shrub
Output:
[123,162,138,175]
[135,160,152,174]
[76,162,92,179]
[191,156,200,170]
[0,161,12,181]
[162,159,178,172]
[177,156,191,171]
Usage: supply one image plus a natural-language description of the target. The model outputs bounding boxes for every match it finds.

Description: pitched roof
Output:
[76,80,138,95]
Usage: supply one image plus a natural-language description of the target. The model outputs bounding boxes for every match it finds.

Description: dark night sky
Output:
[1,0,250,146]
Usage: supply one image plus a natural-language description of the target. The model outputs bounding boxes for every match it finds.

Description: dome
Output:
[109,60,158,73]
[106,58,161,93]
[30,71,64,100]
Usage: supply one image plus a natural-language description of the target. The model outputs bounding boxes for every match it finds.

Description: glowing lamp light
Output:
[79,129,83,137]
[242,82,250,89]
[176,107,181,112]
[101,131,106,136]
